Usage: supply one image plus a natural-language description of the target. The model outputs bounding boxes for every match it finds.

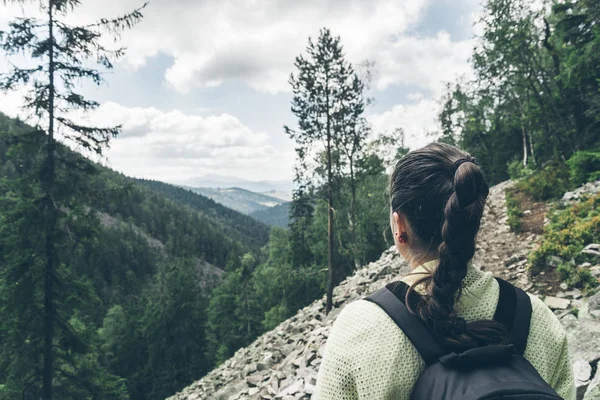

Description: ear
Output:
[392,211,409,237]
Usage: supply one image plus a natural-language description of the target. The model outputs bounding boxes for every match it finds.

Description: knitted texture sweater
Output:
[315,261,576,400]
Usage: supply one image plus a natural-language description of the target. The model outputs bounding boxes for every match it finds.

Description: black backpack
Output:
[365,278,564,400]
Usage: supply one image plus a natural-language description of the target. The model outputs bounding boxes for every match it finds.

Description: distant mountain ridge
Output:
[135,179,271,248]
[180,173,294,195]
[187,186,287,215]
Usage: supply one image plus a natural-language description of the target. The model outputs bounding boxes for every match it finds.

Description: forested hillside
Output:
[135,179,270,248]
[0,112,272,399]
[250,202,291,227]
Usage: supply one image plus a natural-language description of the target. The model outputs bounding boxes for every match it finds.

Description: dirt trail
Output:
[473,181,552,293]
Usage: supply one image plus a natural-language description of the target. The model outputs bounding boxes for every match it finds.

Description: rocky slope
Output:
[168,180,600,400]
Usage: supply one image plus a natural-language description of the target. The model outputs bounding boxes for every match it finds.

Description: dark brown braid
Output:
[390,142,506,353]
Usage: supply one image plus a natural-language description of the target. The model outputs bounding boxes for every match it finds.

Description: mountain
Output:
[0,114,270,261]
[0,111,274,400]
[188,186,287,215]
[260,190,293,202]
[180,173,294,195]
[250,202,291,227]
[136,179,271,248]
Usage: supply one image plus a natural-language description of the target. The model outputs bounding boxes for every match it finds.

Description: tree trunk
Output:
[42,2,56,399]
[349,159,359,270]
[521,114,528,167]
[526,87,536,166]
[325,80,335,315]
[528,131,536,165]
[246,290,250,337]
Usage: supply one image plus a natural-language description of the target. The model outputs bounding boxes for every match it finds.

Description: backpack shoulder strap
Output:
[365,284,445,366]
[494,278,532,356]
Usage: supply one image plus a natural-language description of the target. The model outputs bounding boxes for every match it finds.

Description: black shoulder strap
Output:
[494,278,532,356]
[366,278,533,363]
[365,286,446,366]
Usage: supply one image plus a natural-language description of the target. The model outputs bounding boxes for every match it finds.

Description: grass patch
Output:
[567,150,600,187]
[528,193,600,291]
[570,307,579,318]
[512,150,600,202]
[557,262,597,290]
[516,162,571,201]
[505,189,523,233]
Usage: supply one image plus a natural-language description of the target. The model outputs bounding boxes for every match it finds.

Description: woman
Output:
[315,143,575,399]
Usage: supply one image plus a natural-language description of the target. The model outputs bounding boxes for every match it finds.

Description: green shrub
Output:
[570,307,579,318]
[516,163,570,201]
[567,150,600,187]
[557,262,598,291]
[505,190,523,232]
[528,194,600,290]
[507,159,534,180]
[262,304,287,330]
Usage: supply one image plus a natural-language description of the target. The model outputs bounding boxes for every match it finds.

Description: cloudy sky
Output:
[0,0,480,184]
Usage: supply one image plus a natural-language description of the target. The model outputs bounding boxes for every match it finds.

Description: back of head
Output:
[390,142,505,352]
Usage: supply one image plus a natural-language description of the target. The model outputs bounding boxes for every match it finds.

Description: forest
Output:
[0,0,600,399]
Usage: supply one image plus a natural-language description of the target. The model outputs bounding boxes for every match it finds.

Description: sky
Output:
[0,0,481,184]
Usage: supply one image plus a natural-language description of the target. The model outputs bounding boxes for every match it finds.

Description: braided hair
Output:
[390,142,506,352]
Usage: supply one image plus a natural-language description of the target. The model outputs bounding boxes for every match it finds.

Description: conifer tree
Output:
[285,28,362,313]
[0,1,146,398]
[337,74,368,268]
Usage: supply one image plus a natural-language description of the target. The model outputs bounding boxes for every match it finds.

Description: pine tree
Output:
[285,28,361,313]
[0,1,146,398]
[337,74,368,268]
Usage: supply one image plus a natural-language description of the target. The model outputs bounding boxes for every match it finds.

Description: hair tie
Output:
[453,156,479,173]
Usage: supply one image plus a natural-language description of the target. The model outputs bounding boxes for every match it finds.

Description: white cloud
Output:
[89,102,294,183]
[376,32,474,94]
[0,0,483,182]
[0,0,476,95]
[152,0,474,95]
[368,97,441,150]
[0,90,25,120]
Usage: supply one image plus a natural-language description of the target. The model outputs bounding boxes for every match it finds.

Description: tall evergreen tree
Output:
[0,1,146,398]
[285,28,363,313]
[338,74,368,269]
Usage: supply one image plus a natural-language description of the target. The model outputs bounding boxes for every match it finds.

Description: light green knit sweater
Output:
[316,262,575,400]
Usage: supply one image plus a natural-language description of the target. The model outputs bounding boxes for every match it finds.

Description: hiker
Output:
[315,142,575,399]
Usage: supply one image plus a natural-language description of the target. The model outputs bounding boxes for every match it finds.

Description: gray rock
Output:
[257,361,270,371]
[573,359,592,399]
[545,296,571,310]
[562,179,600,205]
[582,244,600,258]
[304,383,317,395]
[589,292,600,313]
[584,369,600,400]
[562,314,600,365]
[246,374,267,387]
[277,380,304,397]
[565,289,583,300]
[243,362,258,377]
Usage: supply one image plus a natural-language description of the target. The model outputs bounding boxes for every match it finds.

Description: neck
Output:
[408,254,438,271]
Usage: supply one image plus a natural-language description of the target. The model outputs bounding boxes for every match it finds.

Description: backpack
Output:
[365,278,564,400]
